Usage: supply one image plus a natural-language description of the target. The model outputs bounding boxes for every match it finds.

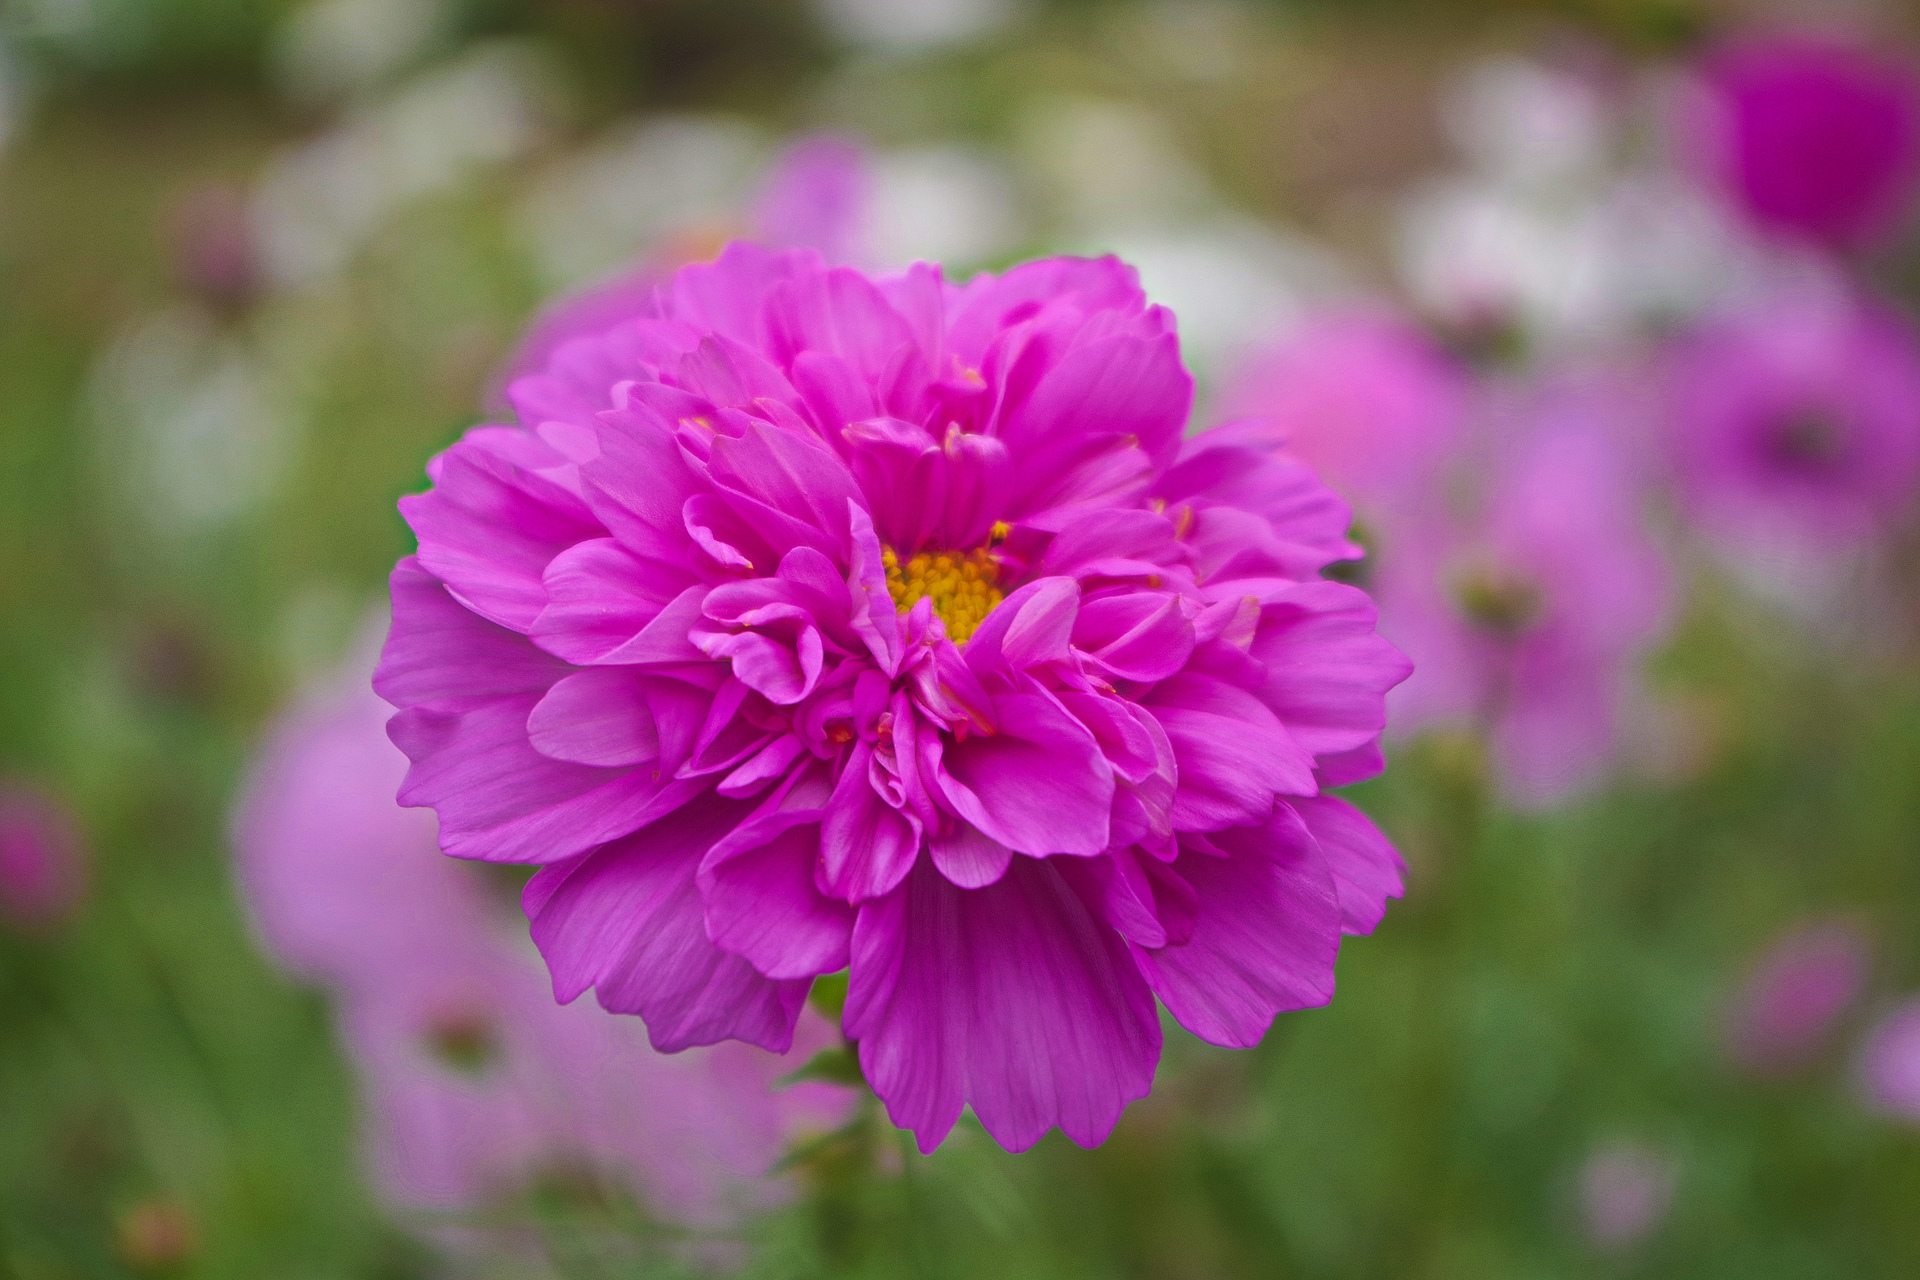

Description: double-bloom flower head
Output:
[378,243,1412,1152]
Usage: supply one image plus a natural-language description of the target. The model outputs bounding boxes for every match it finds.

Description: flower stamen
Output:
[882,543,1004,643]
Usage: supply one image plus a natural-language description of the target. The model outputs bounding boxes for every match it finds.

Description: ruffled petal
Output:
[936,689,1113,856]
[389,696,702,864]
[1249,580,1413,758]
[524,800,810,1052]
[376,558,572,713]
[1144,672,1317,830]
[698,803,855,980]
[1286,795,1403,937]
[1134,809,1341,1047]
[400,432,605,632]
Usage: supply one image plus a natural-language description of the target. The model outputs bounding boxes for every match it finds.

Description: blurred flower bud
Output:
[115,1196,197,1272]
[167,183,261,316]
[1723,917,1871,1076]
[1856,997,1920,1121]
[1578,1140,1676,1251]
[0,784,87,933]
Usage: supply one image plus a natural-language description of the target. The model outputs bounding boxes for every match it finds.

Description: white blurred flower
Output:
[272,0,452,105]
[254,41,557,289]
[516,115,766,295]
[1442,56,1611,192]
[812,0,1018,53]
[1400,57,1747,348]
[90,309,299,535]
[1095,218,1341,388]
[1019,95,1341,383]
[1020,97,1214,232]
[868,145,1023,269]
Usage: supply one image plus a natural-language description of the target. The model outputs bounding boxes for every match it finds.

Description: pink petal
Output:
[525,800,810,1052]
[845,854,1160,1152]
[1134,809,1341,1047]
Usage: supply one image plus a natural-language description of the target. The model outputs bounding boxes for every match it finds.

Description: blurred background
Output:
[6,0,1920,1275]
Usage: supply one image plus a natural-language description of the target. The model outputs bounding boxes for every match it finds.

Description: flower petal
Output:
[1286,795,1403,937]
[1134,809,1341,1047]
[524,800,810,1052]
[845,854,1160,1152]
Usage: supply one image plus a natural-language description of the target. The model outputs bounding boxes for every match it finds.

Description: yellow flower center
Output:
[882,529,1009,644]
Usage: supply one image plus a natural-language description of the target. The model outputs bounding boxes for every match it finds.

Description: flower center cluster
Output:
[882,543,1005,643]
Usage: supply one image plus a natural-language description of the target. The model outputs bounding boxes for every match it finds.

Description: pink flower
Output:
[377,244,1412,1152]
[0,783,86,932]
[1723,917,1871,1076]
[235,642,852,1220]
[1212,307,1469,515]
[1377,382,1669,806]
[1693,34,1920,252]
[1668,283,1920,549]
[1858,998,1920,1122]
[750,135,872,268]
[1578,1140,1676,1251]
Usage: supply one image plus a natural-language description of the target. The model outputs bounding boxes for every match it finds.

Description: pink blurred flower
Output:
[1668,283,1920,550]
[379,244,1411,1153]
[1723,917,1871,1076]
[1377,382,1669,807]
[750,135,872,267]
[1578,1140,1676,1251]
[0,783,86,932]
[1693,34,1920,252]
[1858,998,1920,1121]
[234,637,853,1221]
[1212,307,1470,515]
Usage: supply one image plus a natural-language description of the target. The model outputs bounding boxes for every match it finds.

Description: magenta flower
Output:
[1376,385,1669,807]
[236,645,852,1219]
[1858,998,1920,1123]
[377,244,1411,1152]
[1722,917,1870,1077]
[1213,307,1468,514]
[1669,284,1920,549]
[0,783,86,933]
[1694,35,1920,251]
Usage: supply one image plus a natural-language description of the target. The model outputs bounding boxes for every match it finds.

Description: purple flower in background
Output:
[1578,1140,1676,1251]
[235,643,852,1219]
[378,244,1411,1153]
[1669,284,1920,549]
[0,783,86,932]
[1723,917,1870,1077]
[1213,307,1469,515]
[1694,35,1920,251]
[1858,998,1920,1122]
[750,135,872,267]
[1377,384,1669,807]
